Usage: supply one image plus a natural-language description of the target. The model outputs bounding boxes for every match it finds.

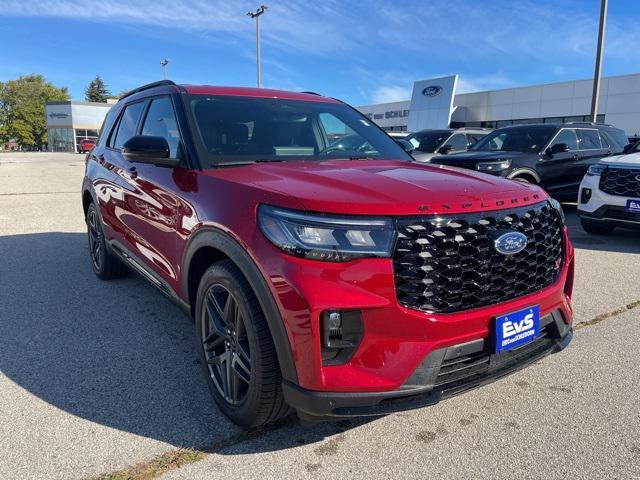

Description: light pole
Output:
[590,0,608,123]
[247,5,267,88]
[160,59,169,80]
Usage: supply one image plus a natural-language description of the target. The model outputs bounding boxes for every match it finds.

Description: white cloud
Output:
[371,85,411,104]
[457,73,516,93]
[1,0,359,53]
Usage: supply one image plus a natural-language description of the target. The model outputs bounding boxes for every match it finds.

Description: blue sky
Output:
[1,0,638,105]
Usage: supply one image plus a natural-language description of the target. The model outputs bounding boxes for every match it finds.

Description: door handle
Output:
[572,154,579,160]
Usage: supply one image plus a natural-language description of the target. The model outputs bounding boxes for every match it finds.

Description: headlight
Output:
[548,198,566,226]
[258,205,396,262]
[476,160,512,172]
[587,164,607,176]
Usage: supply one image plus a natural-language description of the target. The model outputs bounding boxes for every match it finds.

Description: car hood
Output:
[600,152,640,168]
[204,159,546,215]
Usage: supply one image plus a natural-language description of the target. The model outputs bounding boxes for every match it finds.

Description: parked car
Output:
[78,138,96,153]
[430,123,628,201]
[405,128,491,162]
[577,140,640,234]
[386,131,411,140]
[82,80,574,427]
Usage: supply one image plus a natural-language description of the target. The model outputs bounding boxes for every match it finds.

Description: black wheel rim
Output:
[201,284,252,405]
[87,208,104,271]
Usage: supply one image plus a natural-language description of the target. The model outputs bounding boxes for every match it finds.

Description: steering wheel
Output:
[319,140,373,156]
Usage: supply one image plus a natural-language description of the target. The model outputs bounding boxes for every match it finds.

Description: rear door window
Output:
[577,129,602,150]
[447,134,468,151]
[112,102,145,149]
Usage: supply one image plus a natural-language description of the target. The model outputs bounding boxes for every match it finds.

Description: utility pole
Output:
[590,0,608,123]
[160,59,169,80]
[247,5,267,87]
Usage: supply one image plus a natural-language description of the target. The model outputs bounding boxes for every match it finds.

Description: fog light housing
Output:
[321,310,363,365]
[580,188,592,204]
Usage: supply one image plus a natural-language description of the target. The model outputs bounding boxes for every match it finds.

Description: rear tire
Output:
[86,203,129,279]
[580,218,615,235]
[195,260,291,427]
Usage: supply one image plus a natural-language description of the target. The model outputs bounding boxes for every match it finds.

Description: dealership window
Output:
[48,127,75,152]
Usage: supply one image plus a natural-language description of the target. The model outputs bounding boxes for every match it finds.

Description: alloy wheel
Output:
[87,208,104,271]
[201,284,252,405]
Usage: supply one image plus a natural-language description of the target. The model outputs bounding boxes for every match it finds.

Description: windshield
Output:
[470,125,556,153]
[405,130,451,153]
[187,95,412,167]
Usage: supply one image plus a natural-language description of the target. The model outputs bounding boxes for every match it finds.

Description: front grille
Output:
[393,201,564,313]
[599,167,640,197]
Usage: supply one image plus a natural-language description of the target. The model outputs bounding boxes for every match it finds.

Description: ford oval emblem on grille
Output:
[493,231,528,255]
[422,85,442,97]
[635,174,640,182]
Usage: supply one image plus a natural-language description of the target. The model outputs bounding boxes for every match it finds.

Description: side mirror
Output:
[623,142,637,154]
[547,143,570,156]
[438,144,454,155]
[122,136,179,167]
[396,139,415,154]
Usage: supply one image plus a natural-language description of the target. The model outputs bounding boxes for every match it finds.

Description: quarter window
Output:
[578,129,602,150]
[141,97,181,158]
[551,129,578,150]
[112,102,145,149]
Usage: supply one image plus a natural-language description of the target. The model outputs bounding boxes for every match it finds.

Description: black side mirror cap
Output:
[438,144,454,155]
[122,136,179,167]
[396,139,415,154]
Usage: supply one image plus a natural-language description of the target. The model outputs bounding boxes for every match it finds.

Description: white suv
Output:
[577,141,640,234]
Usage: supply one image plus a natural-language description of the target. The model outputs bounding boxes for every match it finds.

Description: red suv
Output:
[78,138,96,153]
[82,81,574,427]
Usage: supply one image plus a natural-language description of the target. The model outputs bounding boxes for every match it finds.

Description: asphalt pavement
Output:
[0,152,638,480]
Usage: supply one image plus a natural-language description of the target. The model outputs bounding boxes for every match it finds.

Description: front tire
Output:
[580,218,615,235]
[195,260,291,427]
[86,203,128,279]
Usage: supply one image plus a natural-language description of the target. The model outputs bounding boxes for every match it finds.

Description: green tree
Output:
[0,75,69,149]
[85,75,110,102]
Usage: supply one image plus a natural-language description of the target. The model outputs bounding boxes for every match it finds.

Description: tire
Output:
[86,203,129,279]
[195,260,291,427]
[580,218,615,235]
[512,175,535,184]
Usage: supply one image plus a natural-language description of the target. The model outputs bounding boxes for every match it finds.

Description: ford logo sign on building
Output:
[422,85,443,97]
[493,231,528,255]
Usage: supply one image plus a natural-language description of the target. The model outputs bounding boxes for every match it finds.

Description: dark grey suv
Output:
[431,122,628,200]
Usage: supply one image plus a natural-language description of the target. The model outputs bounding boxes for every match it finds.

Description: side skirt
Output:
[109,240,192,316]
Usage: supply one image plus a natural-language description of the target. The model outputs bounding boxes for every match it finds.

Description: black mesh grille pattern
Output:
[393,202,564,313]
[599,168,640,197]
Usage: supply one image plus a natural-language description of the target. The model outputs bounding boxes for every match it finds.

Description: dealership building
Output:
[45,100,114,152]
[357,73,640,137]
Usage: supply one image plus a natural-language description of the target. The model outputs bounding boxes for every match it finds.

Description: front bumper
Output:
[577,174,640,227]
[284,309,572,419]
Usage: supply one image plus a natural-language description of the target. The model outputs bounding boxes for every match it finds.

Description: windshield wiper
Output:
[347,155,376,160]
[253,158,286,163]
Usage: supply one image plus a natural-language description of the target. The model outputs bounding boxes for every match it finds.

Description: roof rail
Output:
[564,121,613,127]
[119,80,178,100]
